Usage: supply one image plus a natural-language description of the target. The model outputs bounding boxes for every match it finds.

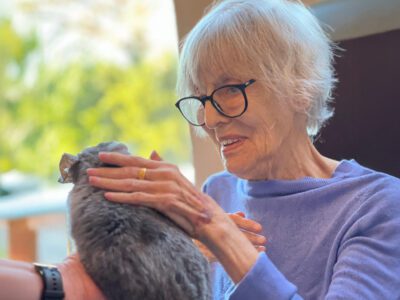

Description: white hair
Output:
[177,0,337,137]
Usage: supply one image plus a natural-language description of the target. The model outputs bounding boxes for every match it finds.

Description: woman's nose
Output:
[203,101,229,129]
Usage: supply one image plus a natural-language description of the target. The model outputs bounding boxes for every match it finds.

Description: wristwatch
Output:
[33,263,65,300]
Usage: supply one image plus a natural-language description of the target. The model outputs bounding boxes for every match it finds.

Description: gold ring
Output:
[138,167,147,180]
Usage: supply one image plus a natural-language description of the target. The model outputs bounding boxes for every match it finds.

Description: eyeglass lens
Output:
[180,86,245,125]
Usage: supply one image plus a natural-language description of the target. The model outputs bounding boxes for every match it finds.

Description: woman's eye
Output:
[226,87,240,94]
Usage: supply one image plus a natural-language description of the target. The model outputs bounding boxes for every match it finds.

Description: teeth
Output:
[221,138,240,146]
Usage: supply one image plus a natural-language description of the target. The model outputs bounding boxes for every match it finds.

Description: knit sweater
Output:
[202,160,400,300]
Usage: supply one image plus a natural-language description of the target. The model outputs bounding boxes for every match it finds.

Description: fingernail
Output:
[98,152,109,158]
[88,176,98,184]
[150,150,162,161]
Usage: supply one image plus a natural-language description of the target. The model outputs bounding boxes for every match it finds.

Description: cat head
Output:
[58,141,129,184]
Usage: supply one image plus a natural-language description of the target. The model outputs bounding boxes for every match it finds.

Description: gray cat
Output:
[58,141,211,300]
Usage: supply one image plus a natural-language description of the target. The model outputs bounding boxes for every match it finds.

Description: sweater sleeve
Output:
[227,189,400,300]
[226,252,303,300]
[324,188,400,299]
[225,181,400,300]
[204,172,400,299]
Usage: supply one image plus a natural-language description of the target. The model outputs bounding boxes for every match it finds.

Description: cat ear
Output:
[58,153,79,183]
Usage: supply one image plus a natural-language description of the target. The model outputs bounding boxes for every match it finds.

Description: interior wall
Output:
[173,0,223,188]
[312,0,400,41]
[315,29,400,177]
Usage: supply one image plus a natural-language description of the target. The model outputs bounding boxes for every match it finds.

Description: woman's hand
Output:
[87,151,224,239]
[58,254,106,300]
[87,150,261,283]
[194,212,267,263]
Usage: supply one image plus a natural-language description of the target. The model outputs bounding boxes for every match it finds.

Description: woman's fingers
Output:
[229,212,267,247]
[98,152,159,168]
[256,245,266,252]
[241,230,267,246]
[87,164,177,182]
[104,191,211,236]
[235,211,246,218]
[87,167,144,180]
[229,212,263,233]
[89,152,219,239]
[90,176,206,212]
[89,176,169,193]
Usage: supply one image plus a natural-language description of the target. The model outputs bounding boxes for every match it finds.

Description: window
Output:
[0,0,191,262]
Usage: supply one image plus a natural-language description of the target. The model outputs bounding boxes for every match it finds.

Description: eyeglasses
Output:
[175,79,256,126]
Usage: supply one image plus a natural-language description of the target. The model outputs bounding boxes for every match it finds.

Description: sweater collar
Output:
[239,160,358,197]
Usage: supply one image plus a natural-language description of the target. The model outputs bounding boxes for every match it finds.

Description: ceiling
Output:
[302,0,327,5]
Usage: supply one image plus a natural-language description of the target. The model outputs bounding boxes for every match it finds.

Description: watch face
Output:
[33,263,57,269]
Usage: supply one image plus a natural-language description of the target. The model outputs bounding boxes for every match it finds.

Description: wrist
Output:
[0,262,44,300]
[200,213,259,283]
[33,263,65,300]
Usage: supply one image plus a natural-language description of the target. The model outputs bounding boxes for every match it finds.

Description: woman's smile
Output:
[218,136,247,156]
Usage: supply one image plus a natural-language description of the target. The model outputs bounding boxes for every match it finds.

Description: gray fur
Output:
[60,142,211,300]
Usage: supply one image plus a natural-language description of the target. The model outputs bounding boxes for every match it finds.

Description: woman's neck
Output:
[256,128,339,181]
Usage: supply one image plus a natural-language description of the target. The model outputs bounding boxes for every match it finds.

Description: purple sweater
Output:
[203,160,400,299]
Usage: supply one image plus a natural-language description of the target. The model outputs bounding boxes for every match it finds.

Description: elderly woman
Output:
[1,0,400,299]
[87,0,400,298]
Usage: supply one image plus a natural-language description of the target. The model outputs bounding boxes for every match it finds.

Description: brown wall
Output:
[173,0,224,188]
[316,29,400,177]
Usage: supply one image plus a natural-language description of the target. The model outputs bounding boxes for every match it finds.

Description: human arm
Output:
[193,211,267,263]
[87,152,262,283]
[87,152,400,299]
[322,189,400,299]
[225,184,400,300]
[151,151,268,263]
[0,254,105,300]
[0,259,43,300]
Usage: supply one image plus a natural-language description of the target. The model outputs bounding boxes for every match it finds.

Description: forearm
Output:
[0,260,42,300]
[201,214,259,283]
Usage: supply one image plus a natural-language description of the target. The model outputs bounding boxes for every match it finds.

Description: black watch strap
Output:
[33,263,65,300]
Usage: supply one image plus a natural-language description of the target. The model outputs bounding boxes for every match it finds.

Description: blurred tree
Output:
[0,19,190,181]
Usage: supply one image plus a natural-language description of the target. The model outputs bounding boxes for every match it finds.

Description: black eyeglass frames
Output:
[175,79,256,126]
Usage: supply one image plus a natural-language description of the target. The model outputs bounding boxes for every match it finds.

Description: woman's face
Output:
[201,75,303,180]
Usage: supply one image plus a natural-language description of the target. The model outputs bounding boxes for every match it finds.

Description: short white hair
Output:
[177,0,337,137]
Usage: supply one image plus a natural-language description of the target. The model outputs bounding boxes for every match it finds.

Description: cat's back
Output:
[70,183,210,300]
[64,142,211,300]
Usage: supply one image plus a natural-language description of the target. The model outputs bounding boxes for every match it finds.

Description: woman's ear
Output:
[58,153,79,183]
[290,83,313,114]
[290,93,311,115]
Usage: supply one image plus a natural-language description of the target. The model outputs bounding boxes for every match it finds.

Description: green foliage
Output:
[0,247,6,259]
[0,19,190,181]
